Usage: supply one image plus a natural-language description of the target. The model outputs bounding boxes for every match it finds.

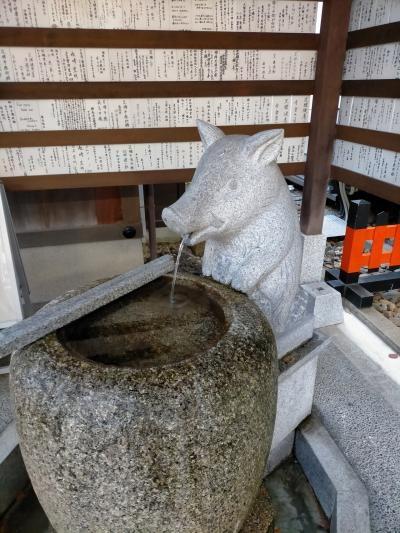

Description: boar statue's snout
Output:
[162,206,187,237]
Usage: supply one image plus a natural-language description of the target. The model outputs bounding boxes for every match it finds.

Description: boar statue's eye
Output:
[228,179,238,191]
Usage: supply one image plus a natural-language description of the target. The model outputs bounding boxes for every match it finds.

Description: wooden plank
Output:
[0,27,319,50]
[347,21,400,49]
[331,166,400,203]
[336,126,400,152]
[341,80,400,98]
[0,81,315,100]
[0,123,310,148]
[7,189,98,232]
[301,0,352,235]
[95,187,123,224]
[1,163,306,191]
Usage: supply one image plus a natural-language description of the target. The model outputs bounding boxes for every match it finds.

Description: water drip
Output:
[170,235,188,305]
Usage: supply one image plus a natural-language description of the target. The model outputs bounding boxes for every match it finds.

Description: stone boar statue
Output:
[162,120,302,335]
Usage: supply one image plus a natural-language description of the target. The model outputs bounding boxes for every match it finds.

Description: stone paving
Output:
[315,325,400,533]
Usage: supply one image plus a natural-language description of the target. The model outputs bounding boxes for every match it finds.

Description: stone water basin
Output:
[10,273,278,533]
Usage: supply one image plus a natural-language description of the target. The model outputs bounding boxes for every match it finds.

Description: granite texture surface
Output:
[0,255,174,358]
[240,485,275,532]
[0,374,12,434]
[276,312,314,358]
[314,340,400,533]
[271,334,328,450]
[162,120,302,336]
[303,281,343,329]
[300,233,326,284]
[10,273,278,533]
[266,431,295,475]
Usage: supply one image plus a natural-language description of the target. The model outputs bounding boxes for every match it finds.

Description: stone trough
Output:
[10,272,278,533]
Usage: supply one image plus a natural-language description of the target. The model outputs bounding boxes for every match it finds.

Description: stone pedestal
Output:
[303,281,343,329]
[266,333,331,474]
[299,233,344,331]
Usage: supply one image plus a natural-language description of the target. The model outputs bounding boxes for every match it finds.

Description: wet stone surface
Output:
[10,273,278,533]
[265,457,329,533]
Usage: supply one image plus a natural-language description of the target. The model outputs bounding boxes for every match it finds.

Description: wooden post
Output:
[144,184,157,260]
[300,0,352,235]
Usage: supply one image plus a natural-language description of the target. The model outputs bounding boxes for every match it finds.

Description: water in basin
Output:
[60,276,227,369]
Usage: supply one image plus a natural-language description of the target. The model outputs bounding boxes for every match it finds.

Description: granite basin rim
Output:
[58,274,230,372]
[16,273,274,381]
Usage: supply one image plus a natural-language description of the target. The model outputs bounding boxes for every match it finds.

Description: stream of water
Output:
[169,235,188,305]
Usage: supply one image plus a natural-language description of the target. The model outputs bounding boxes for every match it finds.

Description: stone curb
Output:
[295,416,370,533]
[343,299,400,355]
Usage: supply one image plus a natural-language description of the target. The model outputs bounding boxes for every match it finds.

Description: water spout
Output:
[170,235,189,305]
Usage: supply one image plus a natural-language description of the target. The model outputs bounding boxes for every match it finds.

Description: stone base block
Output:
[269,334,331,474]
[276,314,314,359]
[295,416,370,533]
[302,281,344,329]
[265,431,294,475]
[300,233,327,284]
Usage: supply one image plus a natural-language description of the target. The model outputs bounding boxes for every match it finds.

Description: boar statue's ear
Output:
[197,119,225,149]
[244,129,284,165]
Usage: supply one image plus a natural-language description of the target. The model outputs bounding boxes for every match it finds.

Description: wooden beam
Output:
[336,126,400,152]
[300,0,352,235]
[341,80,400,98]
[0,80,315,100]
[1,163,306,191]
[0,27,319,50]
[331,166,400,203]
[347,21,400,49]
[0,123,310,148]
